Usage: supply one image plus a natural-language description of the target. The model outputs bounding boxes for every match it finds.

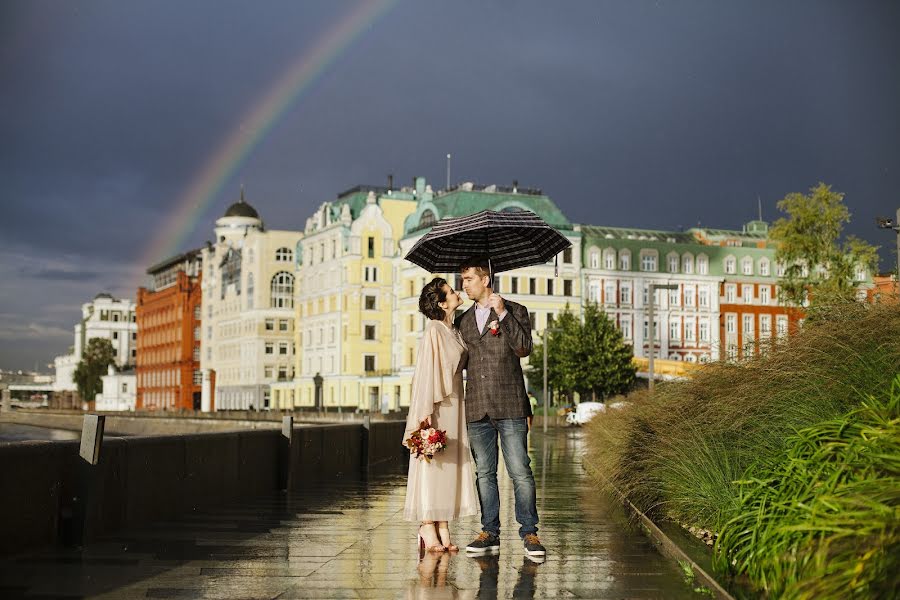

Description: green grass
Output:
[584,300,900,597]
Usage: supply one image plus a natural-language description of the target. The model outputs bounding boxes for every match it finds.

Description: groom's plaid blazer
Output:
[455,299,533,422]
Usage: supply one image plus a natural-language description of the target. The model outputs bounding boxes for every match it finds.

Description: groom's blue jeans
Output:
[467,416,538,539]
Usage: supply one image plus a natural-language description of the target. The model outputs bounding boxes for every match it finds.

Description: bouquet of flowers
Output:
[403,426,448,462]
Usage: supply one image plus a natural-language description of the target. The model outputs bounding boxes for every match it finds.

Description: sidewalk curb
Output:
[583,463,736,600]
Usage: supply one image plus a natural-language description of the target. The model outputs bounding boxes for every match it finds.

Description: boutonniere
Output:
[489,320,500,336]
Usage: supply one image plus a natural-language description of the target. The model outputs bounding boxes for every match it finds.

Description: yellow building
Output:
[277,178,581,412]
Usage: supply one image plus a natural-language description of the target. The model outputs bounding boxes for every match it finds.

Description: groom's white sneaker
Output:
[523,534,546,556]
[465,531,500,554]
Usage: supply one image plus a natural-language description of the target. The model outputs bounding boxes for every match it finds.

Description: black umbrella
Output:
[404,209,572,279]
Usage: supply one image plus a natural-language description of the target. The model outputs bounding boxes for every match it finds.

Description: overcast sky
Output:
[1,0,898,371]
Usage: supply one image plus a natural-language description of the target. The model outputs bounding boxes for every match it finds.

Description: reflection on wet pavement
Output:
[0,429,696,599]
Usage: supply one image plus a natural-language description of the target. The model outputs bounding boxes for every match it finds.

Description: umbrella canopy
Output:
[404,209,572,276]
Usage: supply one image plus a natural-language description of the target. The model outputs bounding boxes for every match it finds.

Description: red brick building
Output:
[136,250,209,411]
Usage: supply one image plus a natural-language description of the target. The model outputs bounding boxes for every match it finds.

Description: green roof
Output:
[402,188,573,238]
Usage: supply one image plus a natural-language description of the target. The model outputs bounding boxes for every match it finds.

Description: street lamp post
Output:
[876,208,900,278]
[647,283,678,394]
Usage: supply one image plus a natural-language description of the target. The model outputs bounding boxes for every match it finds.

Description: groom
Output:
[455,256,546,558]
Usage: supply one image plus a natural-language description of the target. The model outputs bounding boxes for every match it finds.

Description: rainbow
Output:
[135,0,398,286]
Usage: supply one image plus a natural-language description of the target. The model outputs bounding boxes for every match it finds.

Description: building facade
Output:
[53,293,137,396]
[96,365,137,411]
[135,250,204,411]
[199,191,303,411]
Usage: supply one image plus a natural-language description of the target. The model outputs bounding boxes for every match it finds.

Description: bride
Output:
[403,277,478,552]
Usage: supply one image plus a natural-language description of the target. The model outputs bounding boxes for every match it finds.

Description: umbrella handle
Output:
[555,254,558,278]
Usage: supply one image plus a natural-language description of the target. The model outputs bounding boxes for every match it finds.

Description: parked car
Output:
[565,402,606,426]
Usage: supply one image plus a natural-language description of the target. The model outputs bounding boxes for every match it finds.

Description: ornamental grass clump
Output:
[585,300,900,533]
[713,376,900,599]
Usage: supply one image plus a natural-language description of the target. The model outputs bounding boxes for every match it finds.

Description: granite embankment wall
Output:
[0,420,406,556]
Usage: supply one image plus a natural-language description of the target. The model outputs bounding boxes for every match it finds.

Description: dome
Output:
[223,188,260,219]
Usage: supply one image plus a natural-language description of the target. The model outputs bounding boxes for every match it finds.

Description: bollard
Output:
[279,416,293,492]
[63,415,105,546]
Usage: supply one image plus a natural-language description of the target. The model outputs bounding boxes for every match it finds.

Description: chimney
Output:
[387,174,393,192]
[512,179,518,193]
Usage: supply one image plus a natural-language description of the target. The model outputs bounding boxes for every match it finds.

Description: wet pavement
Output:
[0,428,697,599]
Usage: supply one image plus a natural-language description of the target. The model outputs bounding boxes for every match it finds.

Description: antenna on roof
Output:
[446,153,451,189]
[757,195,762,221]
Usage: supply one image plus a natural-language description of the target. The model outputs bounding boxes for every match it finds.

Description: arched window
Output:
[724,256,736,274]
[419,210,437,229]
[759,258,770,277]
[275,247,293,262]
[682,253,694,274]
[603,248,616,270]
[271,272,294,309]
[618,249,631,271]
[741,256,753,275]
[589,248,600,269]
[697,254,709,275]
[667,252,679,273]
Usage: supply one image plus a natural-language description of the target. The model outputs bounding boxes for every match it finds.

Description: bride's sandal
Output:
[437,522,458,551]
[418,522,445,553]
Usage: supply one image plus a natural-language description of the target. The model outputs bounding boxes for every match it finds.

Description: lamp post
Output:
[542,326,561,433]
[876,208,900,278]
[647,283,678,394]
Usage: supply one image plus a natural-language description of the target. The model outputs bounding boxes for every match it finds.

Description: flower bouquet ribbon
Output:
[403,426,448,462]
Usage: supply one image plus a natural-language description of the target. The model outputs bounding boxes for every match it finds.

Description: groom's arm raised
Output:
[500,301,533,358]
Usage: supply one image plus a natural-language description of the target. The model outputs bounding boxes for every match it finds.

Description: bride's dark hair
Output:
[419,277,449,321]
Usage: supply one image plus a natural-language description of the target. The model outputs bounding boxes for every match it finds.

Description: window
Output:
[668,255,679,273]
[563,279,573,296]
[742,257,753,275]
[620,284,631,304]
[270,272,294,308]
[776,315,788,337]
[279,319,289,332]
[265,319,275,331]
[699,286,709,307]
[367,236,375,259]
[699,320,710,342]
[265,342,274,355]
[641,253,657,272]
[194,326,201,340]
[759,259,770,277]
[364,295,376,310]
[776,262,786,277]
[279,342,289,355]
[419,210,437,229]
[604,282,615,304]
[620,318,632,340]
[112,331,119,340]
[684,319,695,342]
[743,284,754,304]
[193,306,201,320]
[760,286,771,305]
[588,283,600,302]
[547,313,555,327]
[364,325,376,340]
[743,314,754,334]
[278,366,288,380]
[669,288,679,307]
[723,314,737,335]
[669,320,680,341]
[854,265,867,281]
[697,255,708,275]
[511,277,518,294]
[684,285,695,307]
[619,250,631,271]
[275,247,293,262]
[364,355,376,372]
[563,247,572,264]
[192,347,200,362]
[364,266,378,282]
[724,256,736,274]
[246,273,254,309]
[604,250,615,270]
[529,278,537,294]
[547,279,554,295]
[725,284,736,303]
[590,251,599,269]
[529,312,537,329]
[682,255,694,274]
[192,370,202,385]
[760,315,772,336]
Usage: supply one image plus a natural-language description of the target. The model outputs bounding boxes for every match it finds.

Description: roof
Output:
[145,247,203,275]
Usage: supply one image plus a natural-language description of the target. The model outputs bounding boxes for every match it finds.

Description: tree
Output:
[770,182,879,307]
[575,302,637,401]
[73,337,117,405]
[527,303,636,402]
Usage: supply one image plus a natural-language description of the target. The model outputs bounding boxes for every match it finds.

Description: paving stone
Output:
[0,429,697,599]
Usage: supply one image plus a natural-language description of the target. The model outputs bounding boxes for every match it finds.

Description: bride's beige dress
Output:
[403,320,478,522]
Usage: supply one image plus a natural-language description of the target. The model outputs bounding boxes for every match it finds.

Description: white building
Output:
[199,191,303,411]
[54,293,137,392]
[96,365,136,411]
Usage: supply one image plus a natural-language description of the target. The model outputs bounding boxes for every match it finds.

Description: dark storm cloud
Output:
[1,0,898,370]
